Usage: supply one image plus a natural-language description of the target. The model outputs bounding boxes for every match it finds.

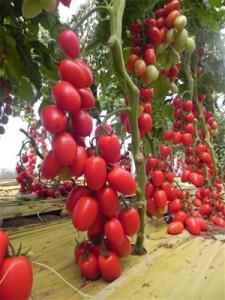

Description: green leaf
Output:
[22,0,42,19]
[15,77,35,101]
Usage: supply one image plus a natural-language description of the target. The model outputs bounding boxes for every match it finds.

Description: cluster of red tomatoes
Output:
[65,122,140,281]
[0,78,13,134]
[16,123,75,198]
[39,29,139,281]
[0,231,33,299]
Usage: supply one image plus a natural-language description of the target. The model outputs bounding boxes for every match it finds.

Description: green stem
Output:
[108,0,147,254]
[102,107,130,124]
[20,129,44,160]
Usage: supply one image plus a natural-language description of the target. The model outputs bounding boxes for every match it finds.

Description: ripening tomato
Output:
[108,165,137,195]
[69,146,88,177]
[138,113,153,133]
[78,88,96,109]
[172,131,182,144]
[72,196,99,231]
[126,54,139,72]
[66,185,92,213]
[140,88,154,102]
[71,109,93,137]
[160,144,172,158]
[147,198,157,214]
[162,181,172,195]
[165,0,181,16]
[134,59,147,77]
[119,207,140,236]
[164,129,174,140]
[84,156,107,191]
[59,29,80,58]
[196,218,209,231]
[145,182,155,198]
[0,231,8,268]
[104,218,125,246]
[168,198,182,213]
[98,134,121,163]
[144,48,156,65]
[78,252,100,280]
[52,81,81,112]
[166,172,174,183]
[167,221,184,235]
[59,59,88,89]
[108,236,131,257]
[154,190,167,208]
[185,113,195,123]
[189,172,204,188]
[88,213,105,239]
[166,10,181,28]
[97,187,119,218]
[60,0,72,7]
[200,152,212,164]
[0,256,33,300]
[41,105,67,133]
[41,150,63,179]
[174,211,187,223]
[152,170,164,187]
[181,169,190,182]
[184,123,194,134]
[147,27,162,46]
[98,251,122,282]
[76,60,93,87]
[146,157,159,173]
[182,133,193,146]
[185,217,201,235]
[52,132,77,165]
[199,204,212,216]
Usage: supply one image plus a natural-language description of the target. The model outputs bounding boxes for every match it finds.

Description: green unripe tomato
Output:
[175,29,188,48]
[174,15,187,30]
[166,29,176,44]
[157,52,167,65]
[168,49,180,65]
[168,82,179,94]
[147,65,159,82]
[156,43,167,54]
[186,37,196,54]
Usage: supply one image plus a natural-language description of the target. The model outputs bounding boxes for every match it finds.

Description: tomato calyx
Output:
[7,242,33,259]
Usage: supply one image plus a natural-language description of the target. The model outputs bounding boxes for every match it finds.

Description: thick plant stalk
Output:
[107,0,147,254]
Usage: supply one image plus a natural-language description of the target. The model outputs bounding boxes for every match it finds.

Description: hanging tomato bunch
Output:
[39,29,140,281]
[0,78,13,135]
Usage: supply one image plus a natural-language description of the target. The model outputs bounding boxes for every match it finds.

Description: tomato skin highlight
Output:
[97,187,119,218]
[84,156,107,191]
[78,252,100,280]
[52,132,77,166]
[154,190,167,208]
[41,105,67,134]
[0,256,33,300]
[59,29,80,58]
[52,81,81,112]
[119,207,140,236]
[72,196,99,231]
[41,150,63,179]
[108,166,137,196]
[104,218,125,246]
[98,251,122,282]
[167,221,184,235]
